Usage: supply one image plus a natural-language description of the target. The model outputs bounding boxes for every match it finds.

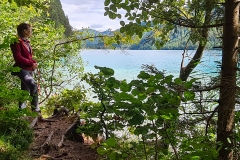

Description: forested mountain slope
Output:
[48,0,72,36]
[82,28,221,50]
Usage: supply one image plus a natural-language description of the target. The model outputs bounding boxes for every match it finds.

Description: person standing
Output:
[10,22,40,113]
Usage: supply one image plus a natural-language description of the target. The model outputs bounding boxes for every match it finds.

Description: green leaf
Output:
[120,80,131,92]
[104,0,110,6]
[116,92,131,100]
[138,93,147,101]
[95,66,114,76]
[161,114,172,120]
[11,66,21,72]
[106,77,117,88]
[138,31,143,38]
[106,138,117,147]
[128,16,135,21]
[146,87,155,93]
[110,4,117,12]
[108,11,115,19]
[120,21,125,26]
[137,71,150,79]
[155,73,163,80]
[164,75,173,83]
[117,14,121,18]
[134,126,148,135]
[184,81,193,89]
[174,78,182,84]
[126,6,131,12]
[129,114,144,125]
[131,88,139,96]
[184,91,195,100]
[157,86,167,92]
[162,149,168,155]
[104,11,109,16]
[112,13,117,19]
[130,98,142,105]
[120,27,125,33]
[136,18,141,24]
[190,156,201,160]
[133,2,139,9]
[109,152,117,160]
[130,79,141,85]
[149,114,158,120]
[97,146,107,155]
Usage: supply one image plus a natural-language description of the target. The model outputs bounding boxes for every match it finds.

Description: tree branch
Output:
[205,105,218,136]
[165,128,179,160]
[40,35,110,104]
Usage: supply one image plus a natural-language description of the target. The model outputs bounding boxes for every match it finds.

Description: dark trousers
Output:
[17,69,39,111]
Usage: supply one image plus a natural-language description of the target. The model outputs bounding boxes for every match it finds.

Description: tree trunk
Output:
[180,43,206,81]
[179,0,213,81]
[217,0,239,159]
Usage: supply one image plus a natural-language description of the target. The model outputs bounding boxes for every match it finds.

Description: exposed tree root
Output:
[58,118,84,148]
[40,131,54,153]
[39,154,54,160]
[57,135,66,148]
[40,118,58,122]
[30,116,39,128]
[29,116,58,129]
[29,107,68,129]
[49,107,69,119]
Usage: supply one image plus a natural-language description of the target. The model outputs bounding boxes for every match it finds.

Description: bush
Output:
[0,109,34,159]
[0,138,20,160]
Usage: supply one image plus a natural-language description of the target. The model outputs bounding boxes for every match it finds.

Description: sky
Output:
[59,0,123,31]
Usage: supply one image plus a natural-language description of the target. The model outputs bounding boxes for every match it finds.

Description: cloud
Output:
[60,0,123,31]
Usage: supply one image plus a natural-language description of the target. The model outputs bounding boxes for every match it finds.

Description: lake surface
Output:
[80,49,221,81]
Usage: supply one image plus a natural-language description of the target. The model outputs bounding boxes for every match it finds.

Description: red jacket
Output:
[10,38,36,71]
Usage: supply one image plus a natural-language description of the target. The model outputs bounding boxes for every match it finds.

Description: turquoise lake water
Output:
[80,49,221,81]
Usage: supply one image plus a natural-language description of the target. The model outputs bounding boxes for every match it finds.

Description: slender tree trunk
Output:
[179,0,212,81]
[180,43,206,81]
[217,0,239,159]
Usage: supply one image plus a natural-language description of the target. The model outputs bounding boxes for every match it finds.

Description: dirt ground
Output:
[25,115,101,160]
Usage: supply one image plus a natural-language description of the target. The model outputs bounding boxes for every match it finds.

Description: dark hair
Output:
[17,23,31,37]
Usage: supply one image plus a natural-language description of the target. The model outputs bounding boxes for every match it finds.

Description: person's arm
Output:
[10,42,34,67]
[32,63,38,70]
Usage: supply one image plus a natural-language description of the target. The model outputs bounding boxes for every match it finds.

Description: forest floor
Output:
[24,112,101,160]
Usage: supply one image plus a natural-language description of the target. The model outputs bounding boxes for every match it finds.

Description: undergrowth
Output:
[0,108,34,160]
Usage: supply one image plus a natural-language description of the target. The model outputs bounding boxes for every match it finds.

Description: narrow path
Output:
[26,115,100,160]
